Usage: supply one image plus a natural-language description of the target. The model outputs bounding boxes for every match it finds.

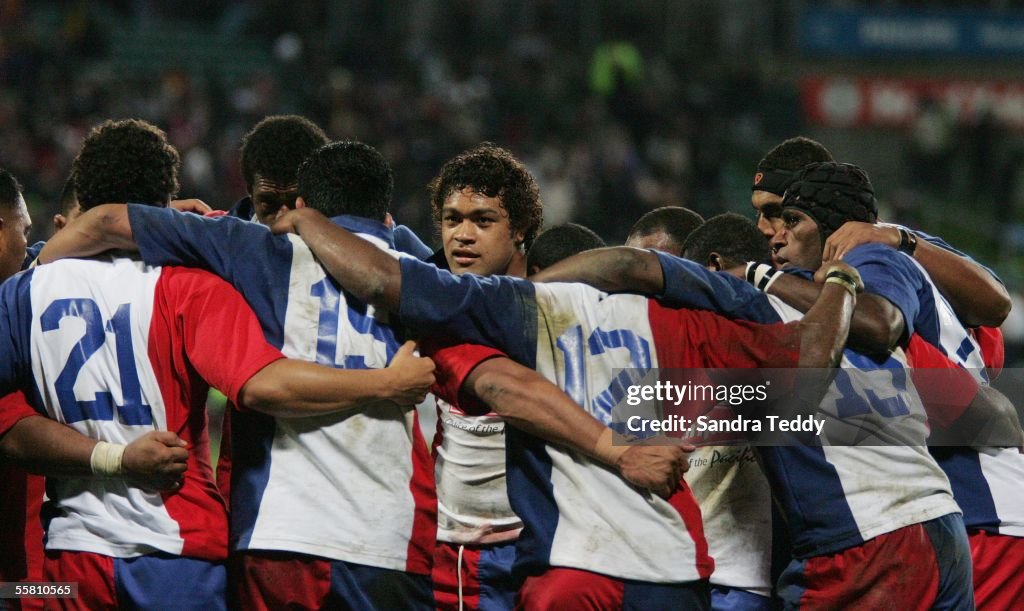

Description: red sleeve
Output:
[905,333,979,429]
[0,390,39,436]
[649,302,801,369]
[160,267,285,405]
[422,339,505,416]
[970,326,1004,381]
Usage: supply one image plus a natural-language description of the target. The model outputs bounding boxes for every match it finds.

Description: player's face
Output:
[625,230,682,256]
[441,188,524,277]
[250,174,299,226]
[770,208,822,270]
[752,190,787,268]
[0,194,31,281]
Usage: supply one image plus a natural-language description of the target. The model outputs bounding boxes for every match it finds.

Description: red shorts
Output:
[777,514,972,610]
[432,540,518,610]
[516,567,709,611]
[233,551,433,611]
[43,550,225,610]
[969,529,1024,611]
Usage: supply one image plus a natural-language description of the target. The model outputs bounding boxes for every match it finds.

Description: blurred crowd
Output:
[0,0,800,246]
[4,0,1024,359]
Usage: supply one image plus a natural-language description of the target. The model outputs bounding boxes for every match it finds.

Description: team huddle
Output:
[0,116,1020,611]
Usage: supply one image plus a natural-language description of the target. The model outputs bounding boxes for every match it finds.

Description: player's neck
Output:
[506,251,527,279]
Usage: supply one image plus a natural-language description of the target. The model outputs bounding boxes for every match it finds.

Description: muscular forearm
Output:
[466,358,617,466]
[913,239,1010,327]
[768,274,901,355]
[238,359,405,417]
[798,282,856,368]
[0,416,97,477]
[290,209,402,311]
[953,385,1024,448]
[529,247,665,295]
[38,204,137,264]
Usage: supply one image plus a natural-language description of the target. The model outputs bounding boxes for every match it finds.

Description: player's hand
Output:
[270,208,318,235]
[813,260,864,293]
[122,431,189,492]
[822,221,900,262]
[384,341,436,406]
[615,443,693,499]
[169,198,213,215]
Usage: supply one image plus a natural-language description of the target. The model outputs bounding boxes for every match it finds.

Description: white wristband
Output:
[745,262,780,292]
[90,441,126,476]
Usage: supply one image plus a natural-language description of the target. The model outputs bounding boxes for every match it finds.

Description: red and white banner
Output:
[801,75,1024,129]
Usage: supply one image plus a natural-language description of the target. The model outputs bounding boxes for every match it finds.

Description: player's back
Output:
[126,205,435,574]
[1,257,233,560]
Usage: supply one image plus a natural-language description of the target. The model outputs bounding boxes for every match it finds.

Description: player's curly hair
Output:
[73,119,179,210]
[429,143,543,249]
[682,213,771,267]
[0,168,23,210]
[241,115,329,191]
[298,141,393,221]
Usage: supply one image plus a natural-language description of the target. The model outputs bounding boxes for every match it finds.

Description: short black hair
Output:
[58,172,78,215]
[0,168,23,210]
[429,143,543,249]
[527,223,606,272]
[627,206,705,255]
[73,119,180,210]
[297,141,393,221]
[758,136,834,173]
[240,115,329,191]
[682,213,771,267]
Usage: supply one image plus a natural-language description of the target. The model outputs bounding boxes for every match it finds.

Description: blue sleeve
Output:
[22,242,45,270]
[393,225,433,260]
[0,272,33,397]
[654,251,781,323]
[127,205,295,344]
[844,243,922,340]
[128,205,294,282]
[913,228,1004,285]
[398,257,537,365]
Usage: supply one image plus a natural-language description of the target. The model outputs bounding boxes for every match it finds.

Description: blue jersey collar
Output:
[330,214,395,248]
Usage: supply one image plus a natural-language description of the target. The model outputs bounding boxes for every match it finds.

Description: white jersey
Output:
[0,257,285,560]
[434,398,521,545]
[127,206,435,574]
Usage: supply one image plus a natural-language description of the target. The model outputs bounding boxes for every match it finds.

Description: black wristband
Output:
[897,228,918,256]
[825,269,860,291]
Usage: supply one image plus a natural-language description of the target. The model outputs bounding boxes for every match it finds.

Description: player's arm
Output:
[170,266,434,418]
[795,263,861,369]
[906,335,1023,448]
[529,246,665,294]
[37,203,137,263]
[273,207,403,310]
[823,221,1010,327]
[0,391,189,490]
[237,341,435,417]
[762,273,903,356]
[37,201,215,265]
[465,357,689,499]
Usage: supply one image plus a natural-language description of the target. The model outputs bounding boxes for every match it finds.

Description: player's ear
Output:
[708,252,723,271]
[384,212,395,228]
[294,197,307,210]
[53,214,67,232]
[513,227,526,250]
